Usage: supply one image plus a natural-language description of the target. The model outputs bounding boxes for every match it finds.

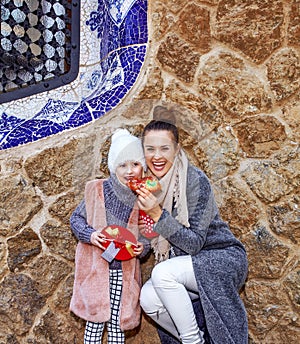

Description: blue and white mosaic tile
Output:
[0,0,148,150]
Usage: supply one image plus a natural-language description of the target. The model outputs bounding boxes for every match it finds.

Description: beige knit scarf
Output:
[148,148,190,262]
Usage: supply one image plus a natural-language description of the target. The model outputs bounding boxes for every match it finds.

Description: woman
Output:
[137,106,248,344]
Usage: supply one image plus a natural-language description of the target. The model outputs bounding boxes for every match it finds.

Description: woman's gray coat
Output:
[154,164,248,344]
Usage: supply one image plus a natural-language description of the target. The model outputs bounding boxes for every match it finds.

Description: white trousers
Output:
[140,255,205,344]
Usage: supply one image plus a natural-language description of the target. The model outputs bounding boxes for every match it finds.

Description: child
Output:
[70,129,150,344]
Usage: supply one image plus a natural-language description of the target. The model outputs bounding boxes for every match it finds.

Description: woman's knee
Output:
[151,260,172,285]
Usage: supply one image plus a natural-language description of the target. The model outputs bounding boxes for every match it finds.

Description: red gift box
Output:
[101,225,137,261]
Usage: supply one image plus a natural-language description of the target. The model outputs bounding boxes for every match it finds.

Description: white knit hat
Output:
[107,129,146,172]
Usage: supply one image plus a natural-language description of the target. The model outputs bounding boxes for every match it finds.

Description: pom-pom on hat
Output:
[108,129,146,173]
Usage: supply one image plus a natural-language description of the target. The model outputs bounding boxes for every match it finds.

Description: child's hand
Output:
[136,187,162,222]
[133,241,144,256]
[136,187,158,210]
[91,230,107,250]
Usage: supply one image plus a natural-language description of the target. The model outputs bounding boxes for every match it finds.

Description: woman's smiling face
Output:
[143,130,179,179]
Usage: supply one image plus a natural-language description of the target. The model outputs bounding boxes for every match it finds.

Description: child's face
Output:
[115,161,143,185]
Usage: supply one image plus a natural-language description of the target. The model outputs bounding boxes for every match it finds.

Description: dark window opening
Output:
[0,0,80,104]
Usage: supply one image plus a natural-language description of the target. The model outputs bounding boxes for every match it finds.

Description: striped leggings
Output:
[84,269,124,344]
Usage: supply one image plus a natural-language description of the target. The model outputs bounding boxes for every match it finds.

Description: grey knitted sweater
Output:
[155,164,248,344]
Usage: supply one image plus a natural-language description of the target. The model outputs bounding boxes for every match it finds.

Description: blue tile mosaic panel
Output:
[0,0,148,150]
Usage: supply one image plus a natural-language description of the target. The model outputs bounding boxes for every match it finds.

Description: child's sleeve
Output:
[137,235,152,259]
[70,199,95,243]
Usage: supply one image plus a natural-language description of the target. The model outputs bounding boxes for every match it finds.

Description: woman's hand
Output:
[136,187,162,222]
[91,230,107,250]
[133,241,144,256]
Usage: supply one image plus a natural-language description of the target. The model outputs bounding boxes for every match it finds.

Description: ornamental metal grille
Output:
[0,0,80,103]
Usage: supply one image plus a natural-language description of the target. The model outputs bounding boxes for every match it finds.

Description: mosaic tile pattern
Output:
[0,0,148,150]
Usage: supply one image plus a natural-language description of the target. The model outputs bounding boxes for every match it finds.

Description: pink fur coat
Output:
[70,179,141,330]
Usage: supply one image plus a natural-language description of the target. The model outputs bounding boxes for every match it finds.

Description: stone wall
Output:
[0,0,299,343]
